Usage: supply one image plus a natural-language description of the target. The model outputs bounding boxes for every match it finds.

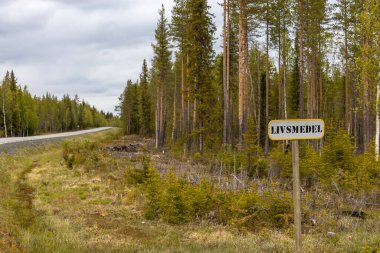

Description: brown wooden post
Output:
[292,140,301,253]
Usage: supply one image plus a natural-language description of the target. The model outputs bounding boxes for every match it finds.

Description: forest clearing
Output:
[0,129,379,252]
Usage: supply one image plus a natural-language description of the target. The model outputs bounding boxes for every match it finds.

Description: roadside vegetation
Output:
[0,129,379,252]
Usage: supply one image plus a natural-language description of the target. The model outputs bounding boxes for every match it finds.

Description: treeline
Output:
[0,70,116,137]
[119,0,380,156]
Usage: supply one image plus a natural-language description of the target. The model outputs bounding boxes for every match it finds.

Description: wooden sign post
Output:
[268,119,325,253]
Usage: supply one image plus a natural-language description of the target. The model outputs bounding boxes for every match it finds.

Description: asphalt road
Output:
[0,127,113,154]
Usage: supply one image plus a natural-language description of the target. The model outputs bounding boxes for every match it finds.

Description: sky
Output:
[0,0,222,113]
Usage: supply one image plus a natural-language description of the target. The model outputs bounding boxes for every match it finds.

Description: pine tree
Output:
[171,0,188,139]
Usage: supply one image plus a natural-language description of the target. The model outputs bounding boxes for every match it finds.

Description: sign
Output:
[268,119,325,141]
[268,118,325,253]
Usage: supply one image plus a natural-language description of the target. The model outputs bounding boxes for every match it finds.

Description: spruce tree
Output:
[152,5,172,148]
[139,59,153,136]
[186,0,216,153]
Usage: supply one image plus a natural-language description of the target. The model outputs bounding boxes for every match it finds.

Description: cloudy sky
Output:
[0,0,222,113]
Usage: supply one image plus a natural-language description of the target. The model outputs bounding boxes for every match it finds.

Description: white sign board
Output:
[268,119,325,141]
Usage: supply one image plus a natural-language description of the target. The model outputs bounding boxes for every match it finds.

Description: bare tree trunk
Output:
[181,53,185,137]
[238,0,248,146]
[2,97,7,138]
[172,69,177,141]
[363,36,370,153]
[283,23,288,120]
[375,66,380,160]
[193,98,197,151]
[265,1,270,155]
[155,85,159,148]
[298,0,304,119]
[186,53,191,152]
[257,49,261,146]
[278,27,282,119]
[223,0,229,146]
[226,5,231,146]
[344,3,351,133]
[160,84,165,147]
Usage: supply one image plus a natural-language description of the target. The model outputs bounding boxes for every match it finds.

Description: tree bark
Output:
[257,49,261,146]
[2,97,7,138]
[172,67,177,141]
[265,0,270,155]
[181,53,185,137]
[238,0,248,146]
[375,66,380,160]
[343,1,351,133]
[155,85,159,148]
[223,0,229,147]
[363,36,370,153]
[298,0,304,119]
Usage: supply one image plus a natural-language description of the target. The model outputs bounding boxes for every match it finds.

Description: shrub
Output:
[270,146,292,179]
[187,179,214,218]
[62,139,110,172]
[143,168,163,220]
[160,170,190,224]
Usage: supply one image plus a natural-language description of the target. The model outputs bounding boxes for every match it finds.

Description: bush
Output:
[141,168,292,230]
[160,171,190,224]
[62,139,110,172]
[270,146,292,179]
[143,168,163,220]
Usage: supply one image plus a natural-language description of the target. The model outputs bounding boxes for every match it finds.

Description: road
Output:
[0,127,113,153]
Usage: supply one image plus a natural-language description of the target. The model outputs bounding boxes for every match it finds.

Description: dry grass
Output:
[0,131,379,252]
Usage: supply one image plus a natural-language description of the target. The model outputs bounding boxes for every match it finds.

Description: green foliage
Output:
[270,145,292,179]
[322,129,355,173]
[144,168,163,220]
[243,117,264,178]
[139,60,153,136]
[62,139,110,172]
[160,171,190,224]
[0,70,115,137]
[141,167,293,230]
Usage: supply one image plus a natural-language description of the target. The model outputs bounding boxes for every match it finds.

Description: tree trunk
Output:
[298,0,304,119]
[2,98,7,138]
[265,1,270,156]
[155,85,160,148]
[227,4,231,146]
[172,69,177,141]
[181,53,185,137]
[193,97,197,151]
[375,67,380,160]
[278,26,282,119]
[344,2,351,133]
[223,0,229,146]
[282,20,288,120]
[187,53,191,152]
[257,49,261,146]
[160,83,165,147]
[363,36,370,153]
[238,0,248,146]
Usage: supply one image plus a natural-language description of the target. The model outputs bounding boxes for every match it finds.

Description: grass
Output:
[0,129,379,252]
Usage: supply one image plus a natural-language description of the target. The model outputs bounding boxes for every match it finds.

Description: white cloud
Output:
[0,0,222,113]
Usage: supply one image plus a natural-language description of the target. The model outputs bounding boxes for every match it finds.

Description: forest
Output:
[119,0,380,157]
[0,70,116,137]
[117,0,380,220]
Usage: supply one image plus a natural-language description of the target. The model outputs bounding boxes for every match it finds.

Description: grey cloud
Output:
[0,0,221,113]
